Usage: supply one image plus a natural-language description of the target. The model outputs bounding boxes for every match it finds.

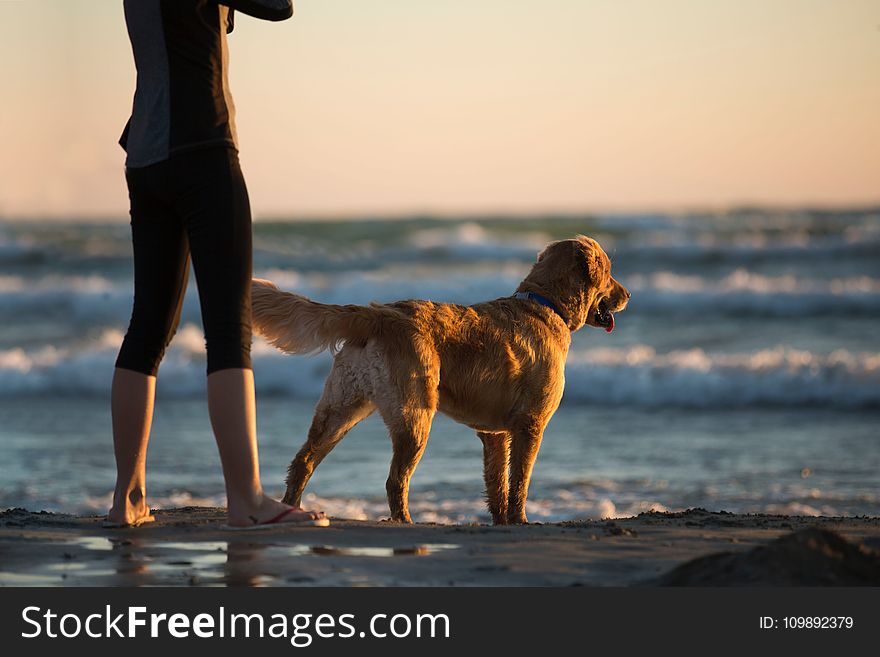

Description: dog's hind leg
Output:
[506,422,546,524]
[477,431,510,525]
[372,340,440,523]
[380,405,435,523]
[282,396,374,506]
[282,358,375,506]
[377,364,439,523]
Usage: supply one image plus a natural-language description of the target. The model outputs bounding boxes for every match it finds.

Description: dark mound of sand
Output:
[657,527,880,586]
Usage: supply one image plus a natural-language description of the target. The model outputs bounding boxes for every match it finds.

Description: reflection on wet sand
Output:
[6,509,878,587]
[308,544,457,557]
[224,541,275,586]
[0,533,460,587]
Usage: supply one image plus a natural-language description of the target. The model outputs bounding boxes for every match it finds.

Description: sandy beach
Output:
[1,507,878,587]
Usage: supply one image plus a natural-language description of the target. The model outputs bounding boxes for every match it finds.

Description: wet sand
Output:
[1,507,878,586]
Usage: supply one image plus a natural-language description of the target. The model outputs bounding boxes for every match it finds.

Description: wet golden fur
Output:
[251,236,629,524]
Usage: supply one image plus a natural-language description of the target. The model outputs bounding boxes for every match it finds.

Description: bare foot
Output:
[226,494,327,528]
[106,489,155,527]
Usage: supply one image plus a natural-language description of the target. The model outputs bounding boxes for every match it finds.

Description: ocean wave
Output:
[0,274,191,325]
[2,267,880,332]
[342,225,880,268]
[252,213,880,268]
[10,486,871,522]
[4,213,880,276]
[625,270,880,317]
[631,270,880,295]
[405,222,550,259]
[0,481,671,522]
[611,237,880,268]
[1,472,663,521]
[564,345,880,408]
[1,327,878,408]
[0,325,331,398]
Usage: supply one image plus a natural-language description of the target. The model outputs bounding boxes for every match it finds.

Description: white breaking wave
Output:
[22,487,871,523]
[406,222,550,259]
[1,327,878,408]
[2,268,880,327]
[625,270,880,316]
[564,345,880,407]
[629,270,880,295]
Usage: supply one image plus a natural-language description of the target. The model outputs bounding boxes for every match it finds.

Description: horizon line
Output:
[2,200,880,224]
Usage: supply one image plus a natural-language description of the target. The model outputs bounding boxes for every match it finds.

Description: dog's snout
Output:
[612,278,631,302]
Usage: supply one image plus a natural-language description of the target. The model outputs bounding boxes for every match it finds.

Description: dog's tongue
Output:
[605,314,614,333]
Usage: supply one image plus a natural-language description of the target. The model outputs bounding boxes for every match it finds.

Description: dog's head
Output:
[518,235,629,332]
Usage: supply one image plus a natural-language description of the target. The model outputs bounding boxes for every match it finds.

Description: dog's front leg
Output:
[506,424,545,524]
[478,431,511,525]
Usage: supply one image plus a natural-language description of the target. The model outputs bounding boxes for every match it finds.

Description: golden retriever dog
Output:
[251,235,629,524]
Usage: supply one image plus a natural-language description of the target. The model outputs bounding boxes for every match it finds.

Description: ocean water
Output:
[0,210,878,522]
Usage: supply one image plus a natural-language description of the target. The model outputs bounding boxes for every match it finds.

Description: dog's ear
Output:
[536,242,554,262]
[537,239,577,264]
[574,237,605,288]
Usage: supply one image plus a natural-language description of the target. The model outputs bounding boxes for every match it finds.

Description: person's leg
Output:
[108,368,156,525]
[109,164,190,526]
[176,148,324,526]
[207,368,323,525]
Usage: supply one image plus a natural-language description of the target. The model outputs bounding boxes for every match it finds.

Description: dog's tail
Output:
[251,278,406,354]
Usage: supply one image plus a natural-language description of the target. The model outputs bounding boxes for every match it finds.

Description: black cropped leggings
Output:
[116,146,253,376]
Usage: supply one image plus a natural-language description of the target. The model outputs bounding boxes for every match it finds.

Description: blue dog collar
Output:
[513,291,568,325]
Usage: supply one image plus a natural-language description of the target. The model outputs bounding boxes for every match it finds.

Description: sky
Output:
[1,0,878,220]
